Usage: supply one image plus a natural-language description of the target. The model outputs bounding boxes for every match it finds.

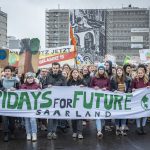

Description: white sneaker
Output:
[47,132,52,140]
[97,131,103,139]
[78,134,83,139]
[32,133,37,142]
[52,132,57,140]
[27,133,31,140]
[72,133,77,138]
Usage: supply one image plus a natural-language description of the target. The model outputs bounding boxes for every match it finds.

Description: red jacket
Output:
[90,76,110,90]
[132,78,150,89]
[20,82,41,90]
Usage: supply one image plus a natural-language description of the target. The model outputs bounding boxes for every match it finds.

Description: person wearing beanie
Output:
[20,72,41,142]
[90,65,110,139]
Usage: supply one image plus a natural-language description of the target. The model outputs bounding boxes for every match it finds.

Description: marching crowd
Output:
[0,61,150,142]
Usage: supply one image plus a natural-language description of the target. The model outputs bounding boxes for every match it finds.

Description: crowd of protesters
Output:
[0,61,150,142]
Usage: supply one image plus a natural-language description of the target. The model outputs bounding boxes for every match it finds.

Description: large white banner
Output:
[0,87,150,119]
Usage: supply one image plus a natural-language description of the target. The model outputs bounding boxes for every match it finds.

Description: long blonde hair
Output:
[137,68,149,84]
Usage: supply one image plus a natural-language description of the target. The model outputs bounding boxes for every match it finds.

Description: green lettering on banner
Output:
[83,92,94,109]
[2,91,7,108]
[18,92,31,110]
[73,91,83,108]
[114,95,123,110]
[40,91,52,108]
[0,91,4,108]
[7,92,18,109]
[125,94,132,110]
[104,94,113,110]
[31,92,41,110]
[0,91,2,98]
[95,93,104,108]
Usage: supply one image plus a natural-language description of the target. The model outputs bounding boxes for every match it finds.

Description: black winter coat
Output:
[110,76,132,93]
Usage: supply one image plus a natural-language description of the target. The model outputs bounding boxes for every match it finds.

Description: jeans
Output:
[72,120,83,134]
[2,116,15,134]
[25,118,37,134]
[96,119,105,132]
[136,117,147,128]
[48,119,58,133]
[115,119,126,128]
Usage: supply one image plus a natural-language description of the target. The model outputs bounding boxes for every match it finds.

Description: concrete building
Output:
[7,36,20,49]
[106,6,150,64]
[45,9,70,48]
[0,9,7,48]
[46,7,150,64]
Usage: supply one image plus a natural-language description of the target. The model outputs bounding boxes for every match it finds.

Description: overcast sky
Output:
[0,0,150,48]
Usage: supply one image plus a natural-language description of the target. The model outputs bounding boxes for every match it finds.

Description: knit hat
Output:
[25,72,35,78]
[98,64,105,71]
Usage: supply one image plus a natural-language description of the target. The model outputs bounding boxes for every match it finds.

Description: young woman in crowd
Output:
[67,69,85,139]
[62,64,72,74]
[90,65,110,139]
[123,64,132,78]
[110,66,132,136]
[105,60,113,78]
[132,67,150,135]
[20,72,41,141]
[82,66,91,87]
[62,70,69,79]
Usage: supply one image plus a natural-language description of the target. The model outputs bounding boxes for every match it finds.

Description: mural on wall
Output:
[70,9,106,64]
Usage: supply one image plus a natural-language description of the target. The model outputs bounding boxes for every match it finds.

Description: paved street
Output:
[0,120,150,150]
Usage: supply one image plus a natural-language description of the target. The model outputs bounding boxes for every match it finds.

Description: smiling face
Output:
[126,66,131,74]
[4,69,12,78]
[137,69,145,78]
[63,65,70,73]
[26,77,34,84]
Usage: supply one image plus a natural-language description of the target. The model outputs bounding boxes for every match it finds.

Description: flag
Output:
[124,55,131,64]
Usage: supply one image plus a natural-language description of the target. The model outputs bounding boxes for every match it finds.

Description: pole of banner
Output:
[74,45,78,69]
